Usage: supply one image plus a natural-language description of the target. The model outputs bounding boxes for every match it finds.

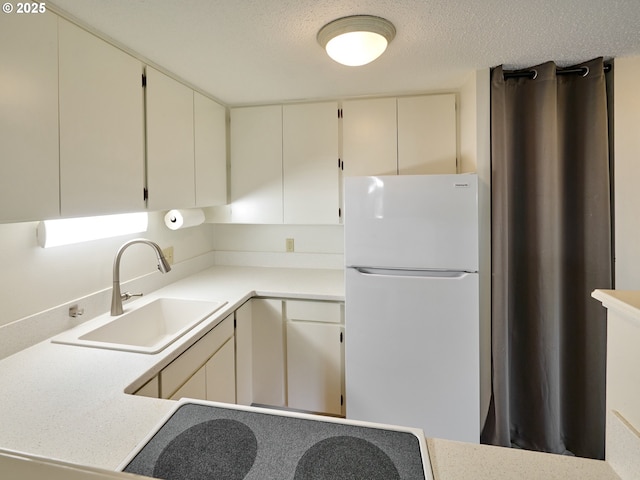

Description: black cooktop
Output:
[121,401,429,480]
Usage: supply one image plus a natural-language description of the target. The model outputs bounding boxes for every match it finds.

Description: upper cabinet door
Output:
[397,94,457,175]
[283,102,339,224]
[0,11,59,222]
[194,92,227,207]
[146,67,195,211]
[230,105,283,224]
[58,19,145,217]
[342,97,398,177]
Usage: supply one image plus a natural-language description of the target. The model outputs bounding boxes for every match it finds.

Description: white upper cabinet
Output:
[58,18,145,217]
[342,97,398,177]
[194,92,227,207]
[397,94,457,174]
[146,66,195,211]
[342,94,457,177]
[229,103,340,225]
[0,12,59,222]
[283,102,340,224]
[230,105,284,223]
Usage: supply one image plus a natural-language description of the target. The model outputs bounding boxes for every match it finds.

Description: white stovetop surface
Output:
[0,265,624,479]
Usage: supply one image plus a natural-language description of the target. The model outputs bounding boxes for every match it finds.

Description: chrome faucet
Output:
[111,238,172,316]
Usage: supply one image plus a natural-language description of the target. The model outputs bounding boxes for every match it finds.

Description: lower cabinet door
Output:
[251,299,286,407]
[134,376,159,398]
[170,367,206,401]
[286,321,344,416]
[206,338,236,404]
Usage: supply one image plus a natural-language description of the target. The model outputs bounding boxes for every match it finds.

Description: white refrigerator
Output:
[344,174,479,443]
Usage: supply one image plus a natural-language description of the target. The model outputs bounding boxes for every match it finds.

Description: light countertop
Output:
[592,289,640,324]
[0,265,343,469]
[428,438,620,480]
[0,265,624,479]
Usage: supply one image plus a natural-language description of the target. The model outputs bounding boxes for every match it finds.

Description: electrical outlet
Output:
[285,238,295,253]
[162,246,174,265]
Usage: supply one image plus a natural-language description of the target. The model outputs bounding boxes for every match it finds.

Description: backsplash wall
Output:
[0,211,215,329]
[211,224,344,269]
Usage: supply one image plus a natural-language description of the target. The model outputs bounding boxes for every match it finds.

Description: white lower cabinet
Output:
[169,367,206,401]
[205,338,236,404]
[159,314,235,402]
[234,300,253,406]
[168,338,235,403]
[134,375,159,398]
[236,298,344,416]
[286,321,344,416]
[285,300,344,416]
[247,299,286,407]
[135,298,344,417]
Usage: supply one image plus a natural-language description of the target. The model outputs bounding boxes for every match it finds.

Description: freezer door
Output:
[345,267,479,443]
[344,174,478,271]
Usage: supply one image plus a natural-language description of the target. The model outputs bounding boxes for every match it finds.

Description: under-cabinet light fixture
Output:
[317,15,396,66]
[36,212,149,248]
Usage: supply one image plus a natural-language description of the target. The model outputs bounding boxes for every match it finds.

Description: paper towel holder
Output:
[163,208,205,230]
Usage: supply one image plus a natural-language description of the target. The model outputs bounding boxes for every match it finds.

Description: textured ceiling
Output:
[50,0,640,106]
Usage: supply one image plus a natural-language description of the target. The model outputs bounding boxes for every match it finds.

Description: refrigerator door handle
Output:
[352,267,475,278]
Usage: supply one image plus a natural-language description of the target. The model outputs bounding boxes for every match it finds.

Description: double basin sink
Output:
[52,297,227,354]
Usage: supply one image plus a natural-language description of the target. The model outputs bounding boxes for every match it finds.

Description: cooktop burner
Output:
[121,400,429,480]
[294,435,401,480]
[153,419,257,479]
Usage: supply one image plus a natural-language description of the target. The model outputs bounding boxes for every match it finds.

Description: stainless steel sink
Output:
[52,298,227,354]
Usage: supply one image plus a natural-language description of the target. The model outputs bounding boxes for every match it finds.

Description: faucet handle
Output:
[121,292,143,301]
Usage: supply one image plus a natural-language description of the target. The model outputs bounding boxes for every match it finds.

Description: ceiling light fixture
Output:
[317,15,396,67]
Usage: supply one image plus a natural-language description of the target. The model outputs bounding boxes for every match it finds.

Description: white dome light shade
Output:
[325,31,389,66]
[318,15,396,67]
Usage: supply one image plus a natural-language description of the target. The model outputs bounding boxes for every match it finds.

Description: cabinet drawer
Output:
[161,314,233,398]
[285,300,343,324]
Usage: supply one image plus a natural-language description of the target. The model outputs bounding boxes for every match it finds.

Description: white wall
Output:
[0,211,215,328]
[211,224,344,269]
[460,69,492,429]
[459,73,478,174]
[614,56,640,289]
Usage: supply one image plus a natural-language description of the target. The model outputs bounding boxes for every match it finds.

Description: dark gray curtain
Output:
[481,58,612,459]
